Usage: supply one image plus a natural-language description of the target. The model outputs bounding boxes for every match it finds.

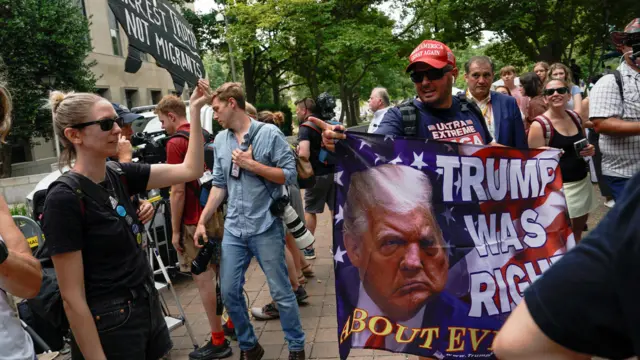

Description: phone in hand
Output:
[574,138,589,157]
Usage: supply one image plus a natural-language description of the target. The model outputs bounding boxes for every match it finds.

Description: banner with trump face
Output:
[333,132,573,359]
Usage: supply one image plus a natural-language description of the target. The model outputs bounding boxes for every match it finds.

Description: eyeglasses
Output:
[543,87,569,96]
[410,68,452,83]
[70,117,124,131]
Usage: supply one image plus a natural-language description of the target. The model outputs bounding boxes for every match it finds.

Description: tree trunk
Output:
[1,145,12,178]
[243,56,257,104]
[270,60,280,106]
[352,94,360,124]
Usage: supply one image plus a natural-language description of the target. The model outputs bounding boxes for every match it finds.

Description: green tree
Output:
[0,0,96,177]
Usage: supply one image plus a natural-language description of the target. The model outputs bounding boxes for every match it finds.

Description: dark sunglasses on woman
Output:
[543,87,569,96]
[70,116,124,131]
[410,67,452,83]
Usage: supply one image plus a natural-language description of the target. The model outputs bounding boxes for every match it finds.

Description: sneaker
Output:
[294,286,309,305]
[189,338,232,360]
[288,349,305,360]
[303,247,316,260]
[605,199,615,208]
[223,322,237,341]
[251,302,279,320]
[240,343,264,360]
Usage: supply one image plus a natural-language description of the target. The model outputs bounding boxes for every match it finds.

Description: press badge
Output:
[231,163,241,178]
[199,170,213,185]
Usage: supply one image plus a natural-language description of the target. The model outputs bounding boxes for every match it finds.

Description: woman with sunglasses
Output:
[528,78,597,242]
[548,63,583,115]
[41,80,210,359]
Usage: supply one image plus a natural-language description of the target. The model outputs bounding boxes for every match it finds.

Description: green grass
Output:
[10,204,28,217]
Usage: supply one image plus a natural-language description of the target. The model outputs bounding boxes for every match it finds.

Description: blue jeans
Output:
[220,220,305,351]
[602,175,630,201]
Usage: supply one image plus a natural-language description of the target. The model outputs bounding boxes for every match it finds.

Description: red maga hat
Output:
[406,40,456,72]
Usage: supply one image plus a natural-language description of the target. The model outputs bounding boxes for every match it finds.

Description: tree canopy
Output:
[0,0,96,177]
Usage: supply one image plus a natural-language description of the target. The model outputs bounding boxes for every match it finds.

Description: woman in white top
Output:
[548,63,583,115]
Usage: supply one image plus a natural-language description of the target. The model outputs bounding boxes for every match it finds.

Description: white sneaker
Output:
[604,200,615,208]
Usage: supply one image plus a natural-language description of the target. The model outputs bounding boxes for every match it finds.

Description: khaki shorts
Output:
[177,210,224,273]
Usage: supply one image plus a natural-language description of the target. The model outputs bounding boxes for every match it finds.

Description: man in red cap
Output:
[493,20,640,360]
[587,18,640,202]
[309,40,494,148]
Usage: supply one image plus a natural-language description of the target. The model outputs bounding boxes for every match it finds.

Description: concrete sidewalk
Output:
[166,208,416,360]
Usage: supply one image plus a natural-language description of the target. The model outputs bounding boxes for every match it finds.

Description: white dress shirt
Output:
[368,107,390,133]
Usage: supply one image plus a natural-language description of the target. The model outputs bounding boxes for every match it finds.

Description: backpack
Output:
[299,119,340,170]
[531,110,584,146]
[169,129,216,207]
[399,93,487,137]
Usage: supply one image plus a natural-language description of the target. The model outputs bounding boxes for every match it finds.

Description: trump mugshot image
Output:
[336,164,501,358]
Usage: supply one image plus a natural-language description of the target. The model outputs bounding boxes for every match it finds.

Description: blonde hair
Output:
[49,91,102,169]
[548,63,574,86]
[155,95,186,118]
[245,102,258,119]
[212,82,246,110]
[0,83,12,143]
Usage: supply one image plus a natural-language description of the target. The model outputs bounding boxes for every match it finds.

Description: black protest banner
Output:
[107,0,204,93]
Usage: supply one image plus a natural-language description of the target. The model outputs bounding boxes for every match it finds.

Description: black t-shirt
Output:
[42,162,151,303]
[524,171,640,359]
[549,130,588,183]
[298,117,335,176]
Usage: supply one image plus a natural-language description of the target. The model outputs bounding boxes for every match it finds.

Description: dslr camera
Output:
[269,196,315,249]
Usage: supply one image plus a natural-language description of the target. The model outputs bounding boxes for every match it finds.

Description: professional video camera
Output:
[316,92,338,122]
[130,130,169,164]
[270,195,315,249]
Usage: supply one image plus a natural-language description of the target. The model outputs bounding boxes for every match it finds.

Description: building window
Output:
[125,89,139,109]
[108,9,122,56]
[96,87,111,100]
[11,143,32,164]
[151,90,162,104]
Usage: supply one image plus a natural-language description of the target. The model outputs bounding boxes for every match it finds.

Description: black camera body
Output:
[130,131,169,164]
[269,195,290,217]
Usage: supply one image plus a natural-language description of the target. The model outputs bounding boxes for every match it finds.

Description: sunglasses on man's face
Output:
[543,87,569,96]
[410,68,451,83]
[70,116,124,131]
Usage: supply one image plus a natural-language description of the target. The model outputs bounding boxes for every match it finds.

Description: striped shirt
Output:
[589,61,640,178]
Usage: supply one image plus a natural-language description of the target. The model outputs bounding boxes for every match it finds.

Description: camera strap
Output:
[246,123,280,202]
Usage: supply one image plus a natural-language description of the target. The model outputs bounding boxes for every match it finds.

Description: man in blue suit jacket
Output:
[463,56,527,148]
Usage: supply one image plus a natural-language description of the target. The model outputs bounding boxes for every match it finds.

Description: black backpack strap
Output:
[610,70,624,103]
[50,175,86,218]
[399,99,417,136]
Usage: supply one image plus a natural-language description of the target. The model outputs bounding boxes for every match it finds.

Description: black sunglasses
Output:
[410,68,452,83]
[70,117,124,131]
[543,87,569,96]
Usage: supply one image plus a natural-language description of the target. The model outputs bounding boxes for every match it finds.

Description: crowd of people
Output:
[0,12,638,360]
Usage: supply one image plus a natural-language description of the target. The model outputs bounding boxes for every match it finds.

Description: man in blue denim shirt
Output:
[195,83,305,360]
